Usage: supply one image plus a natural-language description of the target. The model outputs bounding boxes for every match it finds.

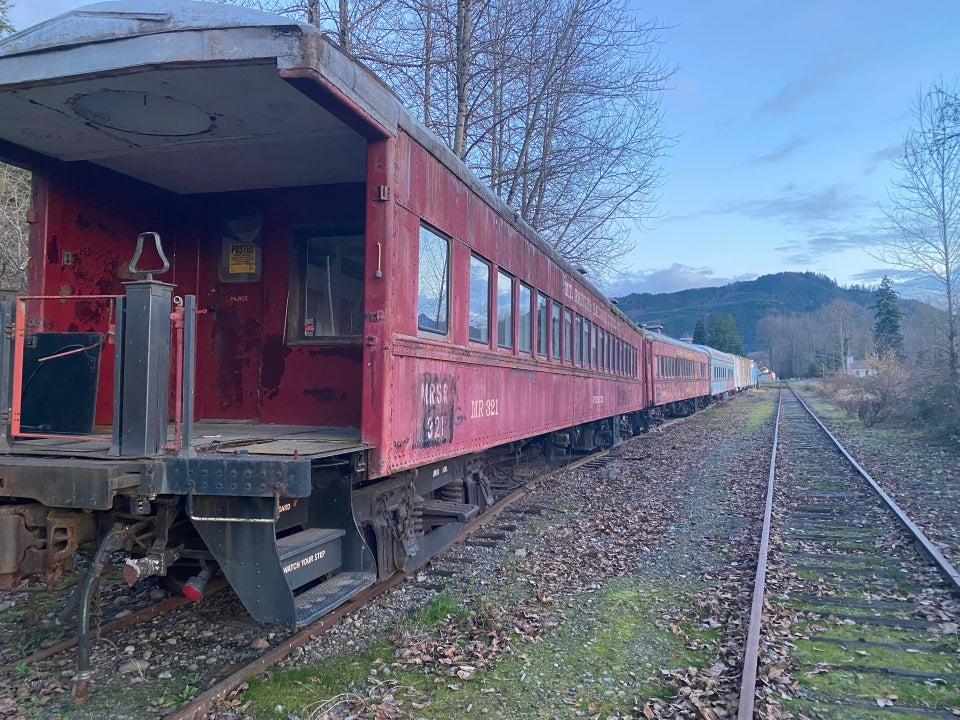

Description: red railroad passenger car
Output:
[643,329,711,415]
[0,0,657,669]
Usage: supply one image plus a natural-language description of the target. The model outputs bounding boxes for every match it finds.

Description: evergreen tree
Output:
[692,318,706,345]
[707,313,745,355]
[873,276,903,359]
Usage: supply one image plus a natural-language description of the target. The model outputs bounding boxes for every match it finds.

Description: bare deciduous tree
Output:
[875,83,960,381]
[819,298,866,373]
[756,301,874,379]
[216,0,672,283]
[0,163,30,291]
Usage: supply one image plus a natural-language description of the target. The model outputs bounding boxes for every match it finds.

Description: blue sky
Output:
[9,1,960,296]
[608,0,960,296]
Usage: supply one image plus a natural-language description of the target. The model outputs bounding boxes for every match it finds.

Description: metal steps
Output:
[277,527,345,590]
[191,509,373,628]
[294,570,376,625]
[419,499,480,525]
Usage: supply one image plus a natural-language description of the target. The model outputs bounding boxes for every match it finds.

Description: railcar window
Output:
[497,271,514,349]
[552,304,562,360]
[469,254,490,344]
[590,323,597,368]
[417,226,449,335]
[536,293,548,356]
[563,309,573,362]
[519,283,532,353]
[582,319,589,367]
[598,328,605,371]
[292,227,365,340]
[585,321,591,366]
[575,315,583,364]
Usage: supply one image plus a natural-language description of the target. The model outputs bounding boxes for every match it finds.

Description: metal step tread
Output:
[419,500,480,522]
[276,527,345,560]
[294,571,376,626]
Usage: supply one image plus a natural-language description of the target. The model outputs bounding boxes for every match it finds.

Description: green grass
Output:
[784,696,948,720]
[403,593,470,627]
[741,394,777,431]
[793,638,958,676]
[793,665,960,707]
[239,578,722,720]
[775,603,960,714]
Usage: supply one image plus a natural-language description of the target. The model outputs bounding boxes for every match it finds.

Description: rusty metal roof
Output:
[0,1,392,194]
[0,1,304,57]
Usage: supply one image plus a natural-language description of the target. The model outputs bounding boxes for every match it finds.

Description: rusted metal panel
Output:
[368,130,649,477]
[376,338,644,475]
[0,457,142,508]
[31,168,368,429]
[359,138,395,474]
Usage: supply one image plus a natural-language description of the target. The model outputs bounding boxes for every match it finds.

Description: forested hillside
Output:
[615,272,874,350]
[615,272,943,378]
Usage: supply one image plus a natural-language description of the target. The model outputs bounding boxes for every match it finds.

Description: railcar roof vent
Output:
[646,324,663,334]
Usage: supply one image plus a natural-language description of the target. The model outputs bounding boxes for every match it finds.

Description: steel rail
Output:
[735,384,960,718]
[165,472,544,720]
[791,386,960,592]
[736,385,782,720]
[7,578,228,670]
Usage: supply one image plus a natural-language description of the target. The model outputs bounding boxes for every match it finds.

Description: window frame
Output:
[417,224,450,337]
[551,303,562,360]
[496,270,514,350]
[286,222,366,346]
[468,253,491,345]
[518,282,533,354]
[536,293,549,357]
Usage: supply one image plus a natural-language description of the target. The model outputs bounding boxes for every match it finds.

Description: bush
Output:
[815,355,909,427]
[914,379,960,441]
[856,354,909,426]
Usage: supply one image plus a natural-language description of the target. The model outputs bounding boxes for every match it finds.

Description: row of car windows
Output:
[712,365,733,380]
[417,225,637,377]
[656,356,706,379]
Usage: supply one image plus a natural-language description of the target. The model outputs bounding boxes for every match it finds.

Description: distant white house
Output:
[845,356,872,377]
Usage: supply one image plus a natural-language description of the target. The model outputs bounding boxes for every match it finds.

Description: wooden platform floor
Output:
[5,422,366,460]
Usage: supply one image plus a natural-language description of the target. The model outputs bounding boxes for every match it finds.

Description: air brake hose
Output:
[45,582,81,628]
[71,523,131,704]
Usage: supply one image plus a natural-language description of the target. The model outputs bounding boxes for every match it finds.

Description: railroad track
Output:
[0,437,639,719]
[739,385,960,719]
[163,445,622,720]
